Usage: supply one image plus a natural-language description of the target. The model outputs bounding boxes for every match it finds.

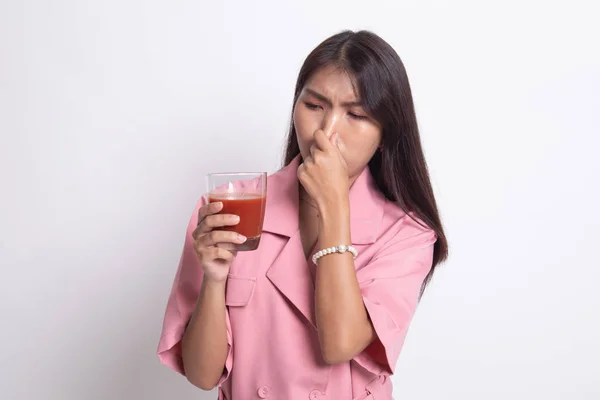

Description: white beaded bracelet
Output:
[312,245,358,265]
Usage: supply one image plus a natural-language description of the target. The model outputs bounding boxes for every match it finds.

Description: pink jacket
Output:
[157,155,436,400]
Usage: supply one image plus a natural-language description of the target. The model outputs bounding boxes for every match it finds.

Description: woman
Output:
[157,30,448,400]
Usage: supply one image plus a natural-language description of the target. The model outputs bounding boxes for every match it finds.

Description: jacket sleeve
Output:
[353,222,436,375]
[156,196,233,386]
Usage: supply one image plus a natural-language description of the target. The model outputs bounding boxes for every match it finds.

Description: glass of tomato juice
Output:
[205,172,267,251]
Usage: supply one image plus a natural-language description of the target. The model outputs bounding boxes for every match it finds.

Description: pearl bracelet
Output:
[312,245,358,265]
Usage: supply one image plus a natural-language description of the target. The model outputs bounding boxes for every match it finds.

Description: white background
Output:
[1,0,599,399]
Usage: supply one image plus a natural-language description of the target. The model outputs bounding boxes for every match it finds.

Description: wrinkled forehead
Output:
[303,64,361,103]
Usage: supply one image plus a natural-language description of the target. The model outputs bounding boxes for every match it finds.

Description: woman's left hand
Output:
[297,129,350,211]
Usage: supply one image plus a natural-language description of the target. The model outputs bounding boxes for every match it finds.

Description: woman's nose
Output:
[321,110,341,139]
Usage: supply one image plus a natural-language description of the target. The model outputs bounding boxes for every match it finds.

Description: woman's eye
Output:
[304,102,321,110]
[349,112,367,120]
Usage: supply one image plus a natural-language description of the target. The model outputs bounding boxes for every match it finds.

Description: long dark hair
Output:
[284,30,448,292]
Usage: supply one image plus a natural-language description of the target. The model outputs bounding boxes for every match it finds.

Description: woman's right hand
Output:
[192,201,247,283]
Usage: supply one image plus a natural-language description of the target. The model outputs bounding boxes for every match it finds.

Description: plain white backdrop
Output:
[1,0,599,399]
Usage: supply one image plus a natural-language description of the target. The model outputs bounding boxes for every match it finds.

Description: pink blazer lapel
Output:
[260,155,387,329]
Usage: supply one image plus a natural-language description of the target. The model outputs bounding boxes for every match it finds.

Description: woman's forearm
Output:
[181,278,228,390]
[314,202,375,364]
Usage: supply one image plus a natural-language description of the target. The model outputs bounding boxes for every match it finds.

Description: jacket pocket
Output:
[352,375,388,400]
[352,392,374,400]
[225,274,256,307]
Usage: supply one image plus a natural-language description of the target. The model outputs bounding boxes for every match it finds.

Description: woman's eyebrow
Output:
[304,88,362,107]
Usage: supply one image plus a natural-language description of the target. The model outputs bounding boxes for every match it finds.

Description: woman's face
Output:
[293,65,382,183]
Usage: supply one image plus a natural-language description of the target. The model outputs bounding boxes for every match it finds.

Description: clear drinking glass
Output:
[205,172,267,251]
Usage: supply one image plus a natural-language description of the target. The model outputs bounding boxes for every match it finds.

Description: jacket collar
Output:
[262,155,386,244]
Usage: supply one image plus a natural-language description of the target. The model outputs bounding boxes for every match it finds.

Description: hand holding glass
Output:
[206,172,267,251]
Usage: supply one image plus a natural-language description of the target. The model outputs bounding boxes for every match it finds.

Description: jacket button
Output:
[257,386,270,398]
[309,390,322,400]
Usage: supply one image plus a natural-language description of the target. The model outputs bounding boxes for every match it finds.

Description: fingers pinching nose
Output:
[330,132,340,145]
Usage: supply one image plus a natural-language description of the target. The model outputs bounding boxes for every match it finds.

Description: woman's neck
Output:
[298,184,318,208]
[297,182,321,259]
